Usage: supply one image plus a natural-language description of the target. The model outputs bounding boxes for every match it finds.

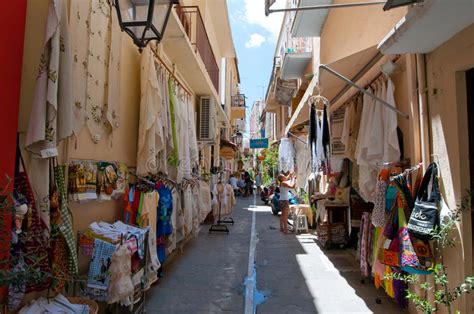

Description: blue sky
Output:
[227,0,284,136]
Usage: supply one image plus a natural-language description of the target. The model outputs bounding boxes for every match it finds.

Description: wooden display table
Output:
[317,204,349,247]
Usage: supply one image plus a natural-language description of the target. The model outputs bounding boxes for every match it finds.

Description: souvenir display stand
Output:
[209,182,230,234]
[209,178,236,234]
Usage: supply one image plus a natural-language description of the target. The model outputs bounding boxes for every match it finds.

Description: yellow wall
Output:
[19,0,142,237]
[425,23,474,314]
[320,0,406,64]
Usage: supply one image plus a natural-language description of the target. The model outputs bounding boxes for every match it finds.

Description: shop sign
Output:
[220,146,236,160]
[250,138,268,149]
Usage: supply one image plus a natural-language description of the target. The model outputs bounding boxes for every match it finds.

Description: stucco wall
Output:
[426,23,474,313]
[320,0,406,64]
[18,0,142,244]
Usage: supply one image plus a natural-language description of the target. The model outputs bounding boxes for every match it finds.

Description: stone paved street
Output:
[145,195,406,313]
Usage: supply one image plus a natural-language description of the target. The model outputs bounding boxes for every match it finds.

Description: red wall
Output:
[0,1,27,183]
[0,0,27,301]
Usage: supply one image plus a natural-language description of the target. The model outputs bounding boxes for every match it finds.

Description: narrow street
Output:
[145,195,404,314]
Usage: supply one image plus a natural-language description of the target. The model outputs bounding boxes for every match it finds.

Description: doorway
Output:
[466,68,474,274]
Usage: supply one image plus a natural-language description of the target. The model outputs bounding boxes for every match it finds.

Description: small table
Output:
[323,204,349,247]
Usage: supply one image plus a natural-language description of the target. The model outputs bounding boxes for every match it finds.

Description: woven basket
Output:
[67,297,99,314]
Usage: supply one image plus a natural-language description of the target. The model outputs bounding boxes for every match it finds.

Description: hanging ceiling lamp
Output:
[114,0,178,50]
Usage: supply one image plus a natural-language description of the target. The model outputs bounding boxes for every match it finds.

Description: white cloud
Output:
[245,33,266,48]
[243,0,285,42]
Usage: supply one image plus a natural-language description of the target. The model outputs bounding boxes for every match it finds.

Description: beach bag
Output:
[379,198,400,267]
[380,235,400,267]
[399,206,433,275]
[407,163,440,240]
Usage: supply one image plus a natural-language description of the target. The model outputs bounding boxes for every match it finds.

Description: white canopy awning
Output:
[378,0,474,54]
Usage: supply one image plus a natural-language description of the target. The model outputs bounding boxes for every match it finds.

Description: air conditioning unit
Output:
[198,96,216,142]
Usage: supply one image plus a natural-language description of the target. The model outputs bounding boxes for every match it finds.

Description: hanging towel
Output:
[279,137,295,173]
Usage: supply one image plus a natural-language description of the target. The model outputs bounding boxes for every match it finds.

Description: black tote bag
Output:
[407,163,440,240]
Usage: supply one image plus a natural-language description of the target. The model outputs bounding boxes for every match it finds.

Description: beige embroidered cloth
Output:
[71,0,121,143]
[26,0,73,230]
[137,47,165,175]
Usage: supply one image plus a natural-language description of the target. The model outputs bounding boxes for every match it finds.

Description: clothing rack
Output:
[376,159,410,168]
[150,46,193,97]
[209,182,231,234]
[75,227,149,313]
[129,170,178,189]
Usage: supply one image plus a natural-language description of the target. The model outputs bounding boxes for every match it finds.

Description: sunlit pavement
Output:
[145,195,406,313]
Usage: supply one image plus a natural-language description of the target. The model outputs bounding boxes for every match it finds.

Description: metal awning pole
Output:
[287,131,308,145]
[319,64,409,119]
[267,1,386,15]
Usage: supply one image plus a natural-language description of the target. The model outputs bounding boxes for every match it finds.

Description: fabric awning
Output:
[378,0,474,54]
[220,138,238,151]
[285,45,379,134]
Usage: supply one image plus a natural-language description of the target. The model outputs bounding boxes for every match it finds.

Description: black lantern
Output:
[233,131,243,146]
[114,0,178,50]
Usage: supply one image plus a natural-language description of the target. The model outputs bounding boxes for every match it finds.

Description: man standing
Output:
[229,173,238,192]
[278,172,296,234]
[255,171,262,194]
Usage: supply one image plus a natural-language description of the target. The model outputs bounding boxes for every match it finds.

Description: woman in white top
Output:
[278,172,296,234]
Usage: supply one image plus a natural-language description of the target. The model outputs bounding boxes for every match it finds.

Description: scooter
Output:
[269,189,298,215]
[260,184,275,205]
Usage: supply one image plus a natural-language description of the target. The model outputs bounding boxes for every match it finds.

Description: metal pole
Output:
[267,1,386,15]
[288,131,308,145]
[319,64,410,119]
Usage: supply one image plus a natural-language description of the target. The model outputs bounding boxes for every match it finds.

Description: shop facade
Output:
[266,0,473,313]
[0,0,240,311]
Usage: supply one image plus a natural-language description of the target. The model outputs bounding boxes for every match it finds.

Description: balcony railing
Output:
[176,6,220,93]
[231,94,246,107]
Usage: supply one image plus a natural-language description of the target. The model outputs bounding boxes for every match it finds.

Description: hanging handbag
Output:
[407,163,440,240]
[14,143,51,292]
[379,197,401,267]
[399,202,433,275]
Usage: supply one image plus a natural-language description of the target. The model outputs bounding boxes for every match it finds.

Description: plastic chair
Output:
[294,214,308,233]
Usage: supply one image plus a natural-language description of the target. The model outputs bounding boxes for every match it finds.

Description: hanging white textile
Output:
[70,0,121,143]
[70,0,90,135]
[356,89,378,202]
[382,79,401,163]
[366,80,385,164]
[183,187,193,236]
[191,185,201,236]
[340,104,352,150]
[106,7,122,133]
[199,182,212,222]
[25,0,73,230]
[156,68,169,175]
[186,96,199,168]
[294,137,311,190]
[355,89,374,164]
[279,137,295,173]
[136,46,165,175]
